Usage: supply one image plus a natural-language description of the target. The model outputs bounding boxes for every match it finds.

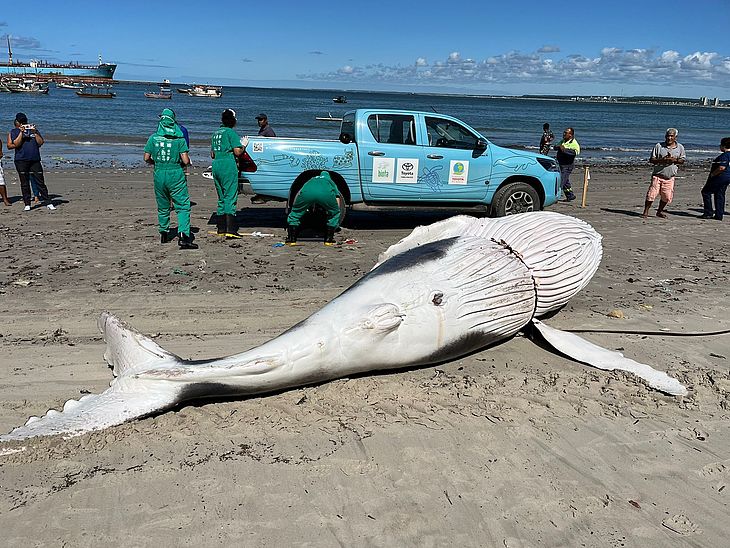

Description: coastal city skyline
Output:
[2,1,729,98]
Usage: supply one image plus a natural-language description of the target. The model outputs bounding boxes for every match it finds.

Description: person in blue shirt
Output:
[6,112,56,211]
[700,137,730,221]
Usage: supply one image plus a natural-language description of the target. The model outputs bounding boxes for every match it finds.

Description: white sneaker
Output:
[23,205,31,212]
[47,203,56,211]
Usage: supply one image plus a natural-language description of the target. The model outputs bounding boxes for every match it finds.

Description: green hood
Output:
[156,108,183,138]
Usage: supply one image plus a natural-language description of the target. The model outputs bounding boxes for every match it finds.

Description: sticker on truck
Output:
[449,160,469,185]
[396,159,419,184]
[372,158,395,183]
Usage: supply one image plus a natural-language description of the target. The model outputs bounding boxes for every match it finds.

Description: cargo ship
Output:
[0,36,116,80]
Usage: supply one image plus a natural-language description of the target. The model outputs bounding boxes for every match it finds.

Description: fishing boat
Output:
[144,79,172,99]
[184,84,222,98]
[1,36,116,80]
[3,77,49,94]
[56,81,84,90]
[76,84,116,99]
[333,95,347,104]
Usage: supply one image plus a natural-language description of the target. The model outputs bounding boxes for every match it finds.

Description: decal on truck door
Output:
[449,160,469,185]
[372,158,395,183]
[396,158,419,183]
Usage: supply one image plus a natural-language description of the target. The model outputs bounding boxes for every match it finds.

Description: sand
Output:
[0,164,728,547]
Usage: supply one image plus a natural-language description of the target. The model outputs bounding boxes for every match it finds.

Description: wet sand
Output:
[0,164,728,547]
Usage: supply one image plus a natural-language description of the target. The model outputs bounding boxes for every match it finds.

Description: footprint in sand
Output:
[662,514,700,536]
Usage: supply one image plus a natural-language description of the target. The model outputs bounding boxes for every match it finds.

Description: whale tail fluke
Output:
[531,319,687,396]
[0,314,186,442]
[0,379,181,442]
[99,311,180,377]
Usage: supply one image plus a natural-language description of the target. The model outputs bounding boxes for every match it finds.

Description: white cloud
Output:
[301,46,730,89]
[538,45,560,53]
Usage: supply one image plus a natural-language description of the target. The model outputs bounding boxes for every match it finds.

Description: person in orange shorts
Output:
[642,128,685,219]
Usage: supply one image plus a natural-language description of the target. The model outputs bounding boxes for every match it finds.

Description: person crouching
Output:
[143,108,197,249]
[286,171,341,246]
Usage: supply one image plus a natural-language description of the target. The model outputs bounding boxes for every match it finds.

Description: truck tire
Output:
[490,182,540,217]
[286,189,347,229]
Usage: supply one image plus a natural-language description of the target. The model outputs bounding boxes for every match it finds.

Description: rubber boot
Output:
[160,230,175,244]
[285,225,299,246]
[225,214,242,239]
[178,232,199,250]
[0,186,11,206]
[324,227,336,246]
[216,214,226,236]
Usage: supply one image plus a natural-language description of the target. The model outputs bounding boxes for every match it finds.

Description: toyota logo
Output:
[402,162,414,170]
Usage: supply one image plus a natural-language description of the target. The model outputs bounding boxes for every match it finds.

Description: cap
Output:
[223,108,237,118]
[255,113,267,121]
[15,112,28,124]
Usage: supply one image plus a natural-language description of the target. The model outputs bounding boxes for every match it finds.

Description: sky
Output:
[2,1,729,98]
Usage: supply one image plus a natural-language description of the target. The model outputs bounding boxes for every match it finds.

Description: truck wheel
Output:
[286,190,347,229]
[491,182,539,217]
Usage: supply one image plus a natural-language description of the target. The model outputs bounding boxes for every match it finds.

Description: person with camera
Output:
[6,113,55,211]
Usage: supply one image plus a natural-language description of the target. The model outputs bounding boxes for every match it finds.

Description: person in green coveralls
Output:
[285,171,341,246]
[143,108,197,249]
[211,109,248,238]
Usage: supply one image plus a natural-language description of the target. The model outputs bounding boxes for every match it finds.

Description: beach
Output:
[0,164,728,547]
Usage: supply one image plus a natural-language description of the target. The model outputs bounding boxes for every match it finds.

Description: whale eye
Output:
[431,292,444,306]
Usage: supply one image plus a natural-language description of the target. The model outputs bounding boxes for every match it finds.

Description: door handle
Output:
[427,154,444,160]
[368,151,385,157]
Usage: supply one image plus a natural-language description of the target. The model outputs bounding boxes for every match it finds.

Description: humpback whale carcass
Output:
[0,212,687,443]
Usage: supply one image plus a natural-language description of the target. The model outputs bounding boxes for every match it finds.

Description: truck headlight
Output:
[537,158,558,172]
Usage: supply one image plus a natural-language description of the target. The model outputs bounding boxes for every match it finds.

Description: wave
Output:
[72,140,140,147]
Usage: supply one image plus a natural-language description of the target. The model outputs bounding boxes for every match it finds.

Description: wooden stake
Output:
[581,166,590,208]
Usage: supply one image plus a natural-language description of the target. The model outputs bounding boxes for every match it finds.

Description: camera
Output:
[21,124,36,137]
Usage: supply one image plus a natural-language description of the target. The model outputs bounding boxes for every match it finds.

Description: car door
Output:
[419,115,491,202]
[359,113,424,201]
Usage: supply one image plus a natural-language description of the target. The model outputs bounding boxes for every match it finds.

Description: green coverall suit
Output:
[287,172,341,228]
[211,126,241,216]
[144,115,191,236]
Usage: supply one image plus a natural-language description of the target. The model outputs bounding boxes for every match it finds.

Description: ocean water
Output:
[1,82,728,169]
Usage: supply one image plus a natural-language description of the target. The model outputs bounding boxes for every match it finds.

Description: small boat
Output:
[333,95,347,104]
[144,79,172,99]
[4,78,49,94]
[56,81,84,90]
[185,84,222,98]
[76,84,116,99]
[315,112,343,122]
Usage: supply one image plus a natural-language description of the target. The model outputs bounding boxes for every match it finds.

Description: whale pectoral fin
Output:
[359,303,405,333]
[531,319,687,396]
[98,312,180,377]
[0,378,181,442]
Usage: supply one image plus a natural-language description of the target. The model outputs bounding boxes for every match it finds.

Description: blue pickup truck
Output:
[239,109,561,220]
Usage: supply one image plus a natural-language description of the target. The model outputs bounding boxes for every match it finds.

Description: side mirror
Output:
[339,132,352,144]
[473,138,488,157]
